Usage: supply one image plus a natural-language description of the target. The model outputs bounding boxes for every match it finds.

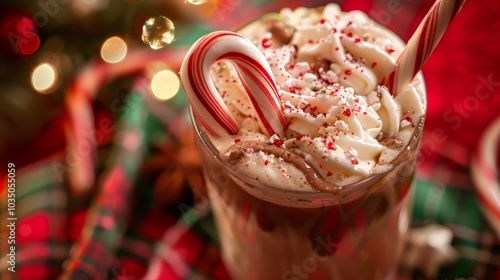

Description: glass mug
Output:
[189,10,427,280]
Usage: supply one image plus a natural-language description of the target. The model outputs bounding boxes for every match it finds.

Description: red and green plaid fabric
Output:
[2,0,500,279]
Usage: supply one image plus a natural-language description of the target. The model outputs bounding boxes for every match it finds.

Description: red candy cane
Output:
[65,48,186,196]
[383,0,466,94]
[180,31,287,138]
[472,116,500,238]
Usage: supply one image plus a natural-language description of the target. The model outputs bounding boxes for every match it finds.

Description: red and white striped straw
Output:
[180,31,287,138]
[383,0,466,94]
[472,116,500,238]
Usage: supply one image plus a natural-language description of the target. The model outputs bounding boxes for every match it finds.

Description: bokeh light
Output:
[100,36,127,63]
[72,0,110,16]
[18,32,40,55]
[31,63,57,93]
[142,16,175,50]
[151,70,180,101]
[16,17,34,34]
[186,0,208,5]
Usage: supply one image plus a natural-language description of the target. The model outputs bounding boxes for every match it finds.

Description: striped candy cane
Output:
[180,31,287,138]
[471,116,500,238]
[383,0,466,94]
[65,48,186,196]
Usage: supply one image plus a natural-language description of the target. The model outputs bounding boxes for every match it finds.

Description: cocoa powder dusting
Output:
[380,137,404,150]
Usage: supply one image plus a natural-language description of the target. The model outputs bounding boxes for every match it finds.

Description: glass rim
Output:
[191,105,426,202]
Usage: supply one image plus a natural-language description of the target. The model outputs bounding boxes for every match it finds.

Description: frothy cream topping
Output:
[210,4,425,187]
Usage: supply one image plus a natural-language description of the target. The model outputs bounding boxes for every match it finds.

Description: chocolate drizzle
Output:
[265,19,294,46]
[221,141,341,194]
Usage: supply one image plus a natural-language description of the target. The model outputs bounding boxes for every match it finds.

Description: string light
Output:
[31,63,57,93]
[100,36,127,63]
[186,0,208,5]
[151,70,180,101]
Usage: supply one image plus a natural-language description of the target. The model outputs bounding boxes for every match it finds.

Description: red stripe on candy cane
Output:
[384,0,466,94]
[472,116,500,238]
[180,31,287,138]
[220,52,286,136]
[185,35,239,134]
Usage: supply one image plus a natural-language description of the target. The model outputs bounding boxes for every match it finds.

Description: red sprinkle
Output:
[347,32,353,37]
[335,47,340,51]
[327,171,333,177]
[371,62,377,68]
[386,48,395,54]
[351,158,359,165]
[343,109,352,117]
[344,69,352,75]
[261,38,272,48]
[273,139,284,147]
[235,138,241,143]
[327,142,336,150]
[264,160,269,165]
[319,19,325,24]
[404,116,414,126]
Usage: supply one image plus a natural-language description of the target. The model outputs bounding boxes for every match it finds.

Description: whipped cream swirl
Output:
[211,4,425,185]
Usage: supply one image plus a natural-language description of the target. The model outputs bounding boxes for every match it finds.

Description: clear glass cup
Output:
[190,11,426,280]
[192,109,424,280]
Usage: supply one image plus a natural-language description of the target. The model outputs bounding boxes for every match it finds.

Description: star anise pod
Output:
[140,126,206,207]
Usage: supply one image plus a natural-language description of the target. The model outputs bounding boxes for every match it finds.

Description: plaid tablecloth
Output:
[2,0,500,279]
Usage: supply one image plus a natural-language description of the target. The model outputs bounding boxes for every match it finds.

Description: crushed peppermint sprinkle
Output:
[269,134,285,148]
[261,37,272,48]
[207,4,424,186]
[404,116,414,125]
[327,142,336,150]
[401,116,414,128]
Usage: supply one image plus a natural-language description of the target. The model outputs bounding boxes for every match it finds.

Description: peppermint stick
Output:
[471,117,500,238]
[180,31,287,137]
[383,0,466,94]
